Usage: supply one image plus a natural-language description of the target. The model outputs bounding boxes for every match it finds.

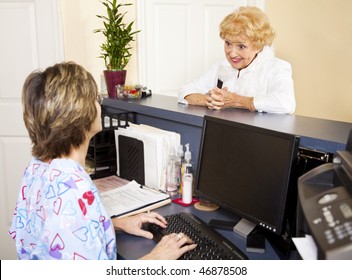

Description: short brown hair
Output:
[220,6,276,50]
[22,62,98,161]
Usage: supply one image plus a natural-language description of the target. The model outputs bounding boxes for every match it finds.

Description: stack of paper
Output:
[99,180,171,218]
[115,124,180,192]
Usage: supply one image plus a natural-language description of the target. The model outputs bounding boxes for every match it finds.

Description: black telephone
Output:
[298,149,352,260]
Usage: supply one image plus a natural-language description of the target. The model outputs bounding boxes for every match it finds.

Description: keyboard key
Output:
[143,212,248,260]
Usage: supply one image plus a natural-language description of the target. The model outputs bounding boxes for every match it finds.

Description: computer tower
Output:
[265,147,333,259]
[295,148,334,237]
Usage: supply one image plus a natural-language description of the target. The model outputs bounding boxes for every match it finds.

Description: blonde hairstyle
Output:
[22,62,98,161]
[220,6,276,50]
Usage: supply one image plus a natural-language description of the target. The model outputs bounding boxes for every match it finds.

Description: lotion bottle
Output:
[181,144,192,203]
[182,164,193,204]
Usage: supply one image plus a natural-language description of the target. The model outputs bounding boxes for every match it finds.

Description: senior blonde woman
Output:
[178,6,296,114]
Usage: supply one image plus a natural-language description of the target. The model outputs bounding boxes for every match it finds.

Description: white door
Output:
[0,0,63,259]
[136,0,264,96]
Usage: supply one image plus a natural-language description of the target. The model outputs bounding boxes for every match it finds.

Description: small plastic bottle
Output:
[182,164,193,204]
[175,144,184,190]
[165,151,178,196]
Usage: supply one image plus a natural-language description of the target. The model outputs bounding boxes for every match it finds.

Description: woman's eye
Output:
[238,44,247,50]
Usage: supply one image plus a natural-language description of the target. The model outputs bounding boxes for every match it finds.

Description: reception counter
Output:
[103,94,352,172]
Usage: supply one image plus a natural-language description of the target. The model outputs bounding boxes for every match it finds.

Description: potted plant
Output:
[94,0,140,98]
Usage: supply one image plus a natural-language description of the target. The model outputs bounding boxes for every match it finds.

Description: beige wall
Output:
[61,0,138,90]
[266,0,352,122]
[61,0,352,122]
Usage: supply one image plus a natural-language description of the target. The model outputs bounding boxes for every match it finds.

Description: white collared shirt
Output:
[178,46,296,114]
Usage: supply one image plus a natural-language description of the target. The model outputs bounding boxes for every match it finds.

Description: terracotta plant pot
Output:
[104,70,127,98]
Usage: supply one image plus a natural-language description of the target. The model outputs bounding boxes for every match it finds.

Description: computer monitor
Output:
[195,116,300,238]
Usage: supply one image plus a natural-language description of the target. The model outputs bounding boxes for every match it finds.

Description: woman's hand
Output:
[113,212,197,260]
[112,212,167,239]
[207,87,255,111]
[206,87,228,110]
[140,232,197,260]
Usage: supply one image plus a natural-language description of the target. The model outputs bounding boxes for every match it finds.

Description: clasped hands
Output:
[206,87,231,110]
[206,87,254,111]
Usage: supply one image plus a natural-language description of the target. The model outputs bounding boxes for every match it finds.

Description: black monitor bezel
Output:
[194,116,300,236]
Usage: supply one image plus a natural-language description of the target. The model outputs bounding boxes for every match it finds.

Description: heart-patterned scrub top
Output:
[9,157,116,260]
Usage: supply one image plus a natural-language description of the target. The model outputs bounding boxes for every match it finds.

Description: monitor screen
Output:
[195,116,300,236]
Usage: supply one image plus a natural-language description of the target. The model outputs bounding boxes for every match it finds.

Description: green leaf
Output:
[95,0,140,70]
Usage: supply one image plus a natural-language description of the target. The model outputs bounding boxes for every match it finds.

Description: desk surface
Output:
[115,201,297,260]
[104,94,352,147]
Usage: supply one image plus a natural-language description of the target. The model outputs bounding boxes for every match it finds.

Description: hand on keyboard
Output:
[114,211,197,260]
[140,232,197,260]
[113,211,168,239]
[142,213,249,260]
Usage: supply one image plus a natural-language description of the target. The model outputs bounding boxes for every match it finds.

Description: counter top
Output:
[103,94,352,152]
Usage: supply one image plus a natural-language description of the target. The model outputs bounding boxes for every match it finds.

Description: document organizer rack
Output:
[87,108,136,179]
[118,135,145,185]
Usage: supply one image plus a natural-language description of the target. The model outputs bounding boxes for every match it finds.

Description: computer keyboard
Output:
[143,212,248,260]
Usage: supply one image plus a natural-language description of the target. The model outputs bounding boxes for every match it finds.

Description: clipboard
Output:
[99,180,170,218]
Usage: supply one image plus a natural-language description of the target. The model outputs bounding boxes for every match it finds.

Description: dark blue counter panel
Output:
[103,95,352,172]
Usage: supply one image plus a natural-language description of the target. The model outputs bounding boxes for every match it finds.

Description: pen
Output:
[139,185,167,194]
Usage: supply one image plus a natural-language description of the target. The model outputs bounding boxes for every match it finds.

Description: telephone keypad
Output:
[323,220,352,244]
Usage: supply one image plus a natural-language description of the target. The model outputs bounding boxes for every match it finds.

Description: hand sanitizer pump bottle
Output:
[181,143,192,197]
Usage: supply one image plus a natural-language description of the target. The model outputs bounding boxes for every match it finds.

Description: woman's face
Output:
[223,37,260,70]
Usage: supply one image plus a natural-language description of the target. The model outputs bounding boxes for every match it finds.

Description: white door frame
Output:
[0,0,64,259]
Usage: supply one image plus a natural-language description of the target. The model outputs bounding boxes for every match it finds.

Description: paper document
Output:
[292,234,318,260]
[114,124,181,191]
[100,180,170,217]
[94,175,129,192]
